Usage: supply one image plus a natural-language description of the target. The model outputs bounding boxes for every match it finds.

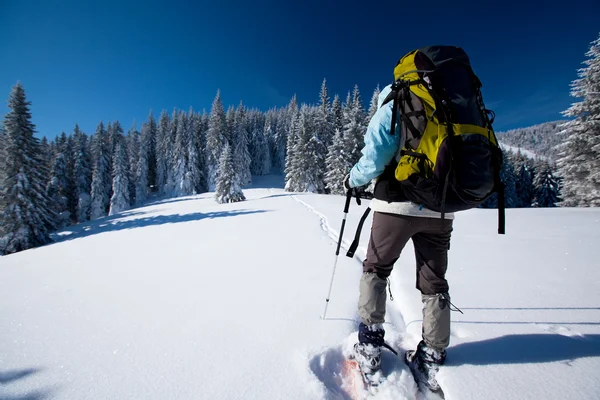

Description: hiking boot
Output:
[352,342,382,374]
[405,340,446,392]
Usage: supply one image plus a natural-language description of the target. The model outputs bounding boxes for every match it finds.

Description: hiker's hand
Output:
[343,175,352,191]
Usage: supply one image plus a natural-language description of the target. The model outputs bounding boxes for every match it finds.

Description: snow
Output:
[499,142,547,161]
[1,175,599,399]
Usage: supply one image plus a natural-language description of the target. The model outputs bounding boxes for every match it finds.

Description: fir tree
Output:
[46,138,71,227]
[0,123,6,214]
[343,86,367,170]
[72,125,92,222]
[532,160,562,207]
[314,79,332,190]
[0,83,54,254]
[215,143,245,204]
[206,91,227,190]
[146,112,158,192]
[108,136,131,215]
[189,111,207,193]
[126,124,140,205]
[172,111,194,196]
[155,110,171,195]
[249,111,270,176]
[136,120,152,203]
[331,94,343,136]
[285,106,324,193]
[233,103,252,186]
[324,128,349,194]
[367,85,381,123]
[557,32,600,206]
[90,122,111,219]
[515,161,535,207]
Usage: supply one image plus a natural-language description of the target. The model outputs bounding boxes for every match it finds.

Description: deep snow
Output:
[1,176,599,400]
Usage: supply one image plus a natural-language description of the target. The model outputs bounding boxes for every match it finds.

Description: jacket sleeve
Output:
[348,101,403,188]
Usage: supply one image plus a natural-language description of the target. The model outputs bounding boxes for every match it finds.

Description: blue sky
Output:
[1,0,599,138]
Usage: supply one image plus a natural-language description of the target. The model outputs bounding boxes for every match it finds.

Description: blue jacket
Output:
[349,85,404,188]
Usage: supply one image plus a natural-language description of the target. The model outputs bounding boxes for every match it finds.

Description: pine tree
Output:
[108,136,130,215]
[126,124,140,205]
[557,33,600,206]
[72,125,92,222]
[136,120,152,203]
[343,86,367,170]
[215,143,245,203]
[367,85,381,123]
[324,128,349,194]
[532,160,562,207]
[172,111,194,196]
[0,123,7,215]
[146,112,158,192]
[233,103,252,186]
[515,161,535,207]
[155,110,171,195]
[331,94,343,136]
[189,111,207,193]
[285,106,324,193]
[46,136,71,227]
[0,83,54,254]
[206,91,228,190]
[314,79,332,190]
[90,122,112,219]
[248,110,270,176]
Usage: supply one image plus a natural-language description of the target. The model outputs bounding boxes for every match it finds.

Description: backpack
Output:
[383,45,505,232]
[346,46,504,258]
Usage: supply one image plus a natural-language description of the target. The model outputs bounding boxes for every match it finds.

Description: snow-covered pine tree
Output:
[189,110,207,193]
[206,91,228,190]
[72,125,92,222]
[0,123,6,215]
[146,112,158,193]
[46,135,71,227]
[532,160,562,207]
[314,79,332,190]
[557,33,600,206]
[233,103,252,186]
[284,98,301,191]
[343,85,367,170]
[90,122,112,219]
[136,119,152,203]
[367,85,381,123]
[155,110,171,195]
[274,96,296,174]
[285,105,324,193]
[225,106,235,146]
[515,160,535,207]
[248,110,270,176]
[215,143,245,204]
[331,94,343,139]
[324,128,348,194]
[0,83,54,254]
[170,111,186,196]
[108,135,130,215]
[126,123,140,205]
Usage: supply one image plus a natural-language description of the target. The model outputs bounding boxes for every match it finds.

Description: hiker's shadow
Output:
[447,334,600,366]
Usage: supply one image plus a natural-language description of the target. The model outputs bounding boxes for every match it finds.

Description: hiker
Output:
[343,46,502,392]
[343,83,453,391]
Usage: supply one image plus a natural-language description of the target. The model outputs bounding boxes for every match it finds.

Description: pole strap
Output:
[346,207,371,258]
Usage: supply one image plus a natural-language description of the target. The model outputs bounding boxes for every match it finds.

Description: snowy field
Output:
[1,175,599,400]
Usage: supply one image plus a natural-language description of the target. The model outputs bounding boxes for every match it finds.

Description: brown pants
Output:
[358,212,453,349]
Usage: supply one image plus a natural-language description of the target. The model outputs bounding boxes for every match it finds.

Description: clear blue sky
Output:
[1,0,599,138]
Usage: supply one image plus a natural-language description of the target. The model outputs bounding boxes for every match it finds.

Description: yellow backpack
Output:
[383,45,505,232]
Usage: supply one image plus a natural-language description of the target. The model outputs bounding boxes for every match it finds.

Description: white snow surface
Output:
[1,175,599,400]
[499,143,547,161]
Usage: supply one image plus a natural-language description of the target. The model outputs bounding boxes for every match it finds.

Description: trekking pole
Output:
[321,189,354,320]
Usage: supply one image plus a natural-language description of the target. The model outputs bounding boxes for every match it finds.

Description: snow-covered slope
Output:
[1,176,599,400]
